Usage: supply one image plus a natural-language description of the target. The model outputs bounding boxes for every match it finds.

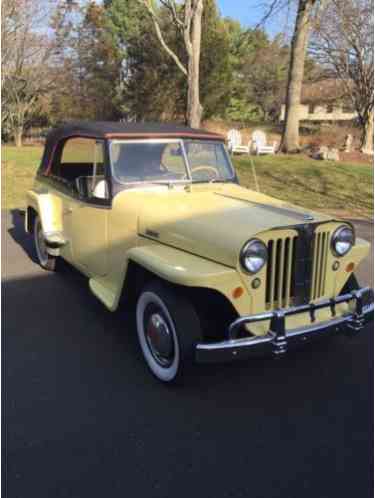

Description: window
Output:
[184,141,234,183]
[54,137,107,200]
[326,104,334,113]
[110,141,188,184]
[61,137,104,164]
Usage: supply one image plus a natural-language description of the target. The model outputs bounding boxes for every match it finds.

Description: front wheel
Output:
[136,280,201,383]
[33,215,58,271]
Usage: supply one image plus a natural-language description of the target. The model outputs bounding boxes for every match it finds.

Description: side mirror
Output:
[75,176,110,200]
[92,179,109,200]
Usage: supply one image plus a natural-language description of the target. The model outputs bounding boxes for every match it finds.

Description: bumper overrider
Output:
[195,287,374,364]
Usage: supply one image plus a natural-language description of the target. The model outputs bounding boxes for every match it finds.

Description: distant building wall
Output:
[279,104,358,122]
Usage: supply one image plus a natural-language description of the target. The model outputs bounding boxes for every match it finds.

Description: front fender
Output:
[128,244,251,315]
[89,242,250,315]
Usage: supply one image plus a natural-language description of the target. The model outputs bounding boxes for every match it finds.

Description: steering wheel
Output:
[190,166,219,181]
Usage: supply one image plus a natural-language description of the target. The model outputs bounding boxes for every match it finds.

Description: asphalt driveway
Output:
[3,210,374,498]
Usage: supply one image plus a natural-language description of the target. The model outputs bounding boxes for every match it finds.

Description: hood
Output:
[134,184,333,268]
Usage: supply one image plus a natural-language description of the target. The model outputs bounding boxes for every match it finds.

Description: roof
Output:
[301,79,349,104]
[46,121,224,142]
[40,121,224,175]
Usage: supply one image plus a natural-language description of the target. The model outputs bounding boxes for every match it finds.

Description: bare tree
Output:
[279,0,323,152]
[136,0,204,128]
[1,0,57,146]
[311,0,374,153]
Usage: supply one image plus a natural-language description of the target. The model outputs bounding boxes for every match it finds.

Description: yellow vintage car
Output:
[25,122,373,383]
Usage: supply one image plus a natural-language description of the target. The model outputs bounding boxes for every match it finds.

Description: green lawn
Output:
[2,146,44,211]
[2,145,373,218]
[233,154,373,219]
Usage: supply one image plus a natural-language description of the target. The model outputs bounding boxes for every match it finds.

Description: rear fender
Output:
[25,190,63,235]
[25,190,64,237]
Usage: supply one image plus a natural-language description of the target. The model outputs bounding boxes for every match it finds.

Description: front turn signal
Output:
[232,287,244,299]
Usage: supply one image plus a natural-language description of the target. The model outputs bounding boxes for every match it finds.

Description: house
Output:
[279,79,358,122]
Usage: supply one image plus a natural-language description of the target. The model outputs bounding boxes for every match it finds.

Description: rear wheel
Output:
[136,280,201,383]
[33,216,57,271]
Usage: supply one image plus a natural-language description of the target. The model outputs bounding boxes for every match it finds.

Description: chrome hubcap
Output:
[145,312,174,367]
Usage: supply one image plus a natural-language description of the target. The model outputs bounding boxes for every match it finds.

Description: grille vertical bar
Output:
[266,236,296,310]
[285,238,294,308]
[311,232,320,300]
[311,231,330,300]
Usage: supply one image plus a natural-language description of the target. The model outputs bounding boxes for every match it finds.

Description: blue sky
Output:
[217,0,293,38]
[217,0,262,26]
[58,1,293,39]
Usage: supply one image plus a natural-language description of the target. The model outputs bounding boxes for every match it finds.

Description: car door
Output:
[59,137,109,277]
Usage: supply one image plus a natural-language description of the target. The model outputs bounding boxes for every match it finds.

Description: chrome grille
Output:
[311,231,330,300]
[264,227,332,310]
[265,236,297,310]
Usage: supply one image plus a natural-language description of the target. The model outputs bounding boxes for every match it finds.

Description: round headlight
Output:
[331,225,354,257]
[240,239,268,274]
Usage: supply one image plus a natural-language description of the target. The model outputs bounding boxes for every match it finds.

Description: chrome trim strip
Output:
[197,332,276,352]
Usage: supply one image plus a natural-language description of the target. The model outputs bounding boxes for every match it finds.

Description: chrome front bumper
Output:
[195,287,374,364]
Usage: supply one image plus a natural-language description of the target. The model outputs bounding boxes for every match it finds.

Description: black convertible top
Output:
[46,121,224,142]
[40,121,224,175]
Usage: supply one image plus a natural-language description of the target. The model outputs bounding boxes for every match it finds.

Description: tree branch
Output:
[159,0,184,31]
[136,0,187,76]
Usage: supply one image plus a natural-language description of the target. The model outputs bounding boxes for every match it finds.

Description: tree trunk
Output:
[14,126,23,147]
[186,0,203,128]
[361,110,374,154]
[280,0,314,153]
[187,56,203,128]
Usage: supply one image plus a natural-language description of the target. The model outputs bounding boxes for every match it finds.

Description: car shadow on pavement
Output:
[3,267,351,392]
[7,209,38,264]
[6,208,80,277]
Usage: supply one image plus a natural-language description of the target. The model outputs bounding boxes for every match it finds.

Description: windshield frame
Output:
[108,138,235,186]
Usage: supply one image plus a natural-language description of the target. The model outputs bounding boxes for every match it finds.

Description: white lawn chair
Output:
[251,130,277,155]
[227,129,250,155]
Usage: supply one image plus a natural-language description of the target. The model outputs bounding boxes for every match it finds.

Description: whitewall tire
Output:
[136,281,201,383]
[33,216,57,271]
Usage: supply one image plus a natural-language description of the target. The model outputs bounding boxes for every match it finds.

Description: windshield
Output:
[109,139,235,185]
[110,140,188,184]
[184,140,234,183]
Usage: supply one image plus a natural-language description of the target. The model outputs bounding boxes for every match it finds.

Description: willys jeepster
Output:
[25,122,374,383]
